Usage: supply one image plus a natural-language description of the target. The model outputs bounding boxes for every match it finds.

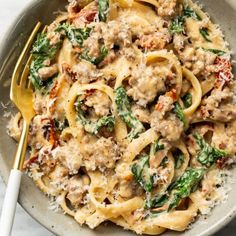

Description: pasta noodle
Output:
[7,0,236,235]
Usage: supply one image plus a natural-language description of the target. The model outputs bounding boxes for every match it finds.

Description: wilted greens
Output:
[56,23,92,46]
[202,48,226,56]
[193,133,228,167]
[145,168,205,211]
[75,98,115,135]
[182,93,192,108]
[98,0,109,22]
[173,149,185,169]
[131,155,154,192]
[80,45,108,65]
[115,86,145,140]
[30,33,61,90]
[199,28,212,42]
[170,7,201,34]
[173,102,187,127]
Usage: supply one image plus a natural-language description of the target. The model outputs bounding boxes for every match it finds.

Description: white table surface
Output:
[0,1,235,236]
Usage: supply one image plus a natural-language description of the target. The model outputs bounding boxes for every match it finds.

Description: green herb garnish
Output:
[170,7,201,34]
[183,7,201,20]
[170,16,185,34]
[202,48,226,56]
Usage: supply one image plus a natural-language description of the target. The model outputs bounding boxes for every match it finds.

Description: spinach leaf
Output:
[115,86,145,140]
[173,102,187,127]
[182,93,192,108]
[96,115,115,132]
[173,149,185,169]
[183,7,201,20]
[150,139,165,156]
[167,168,205,211]
[199,28,212,42]
[32,33,60,59]
[56,23,92,46]
[30,33,61,90]
[75,98,115,135]
[145,168,205,211]
[202,48,226,56]
[30,58,45,90]
[98,0,109,22]
[131,155,154,192]
[193,133,228,167]
[80,45,108,65]
[145,194,169,209]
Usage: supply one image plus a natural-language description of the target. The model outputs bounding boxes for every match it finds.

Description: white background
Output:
[0,0,235,235]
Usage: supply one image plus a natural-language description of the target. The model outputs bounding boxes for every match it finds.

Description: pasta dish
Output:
[8,0,236,234]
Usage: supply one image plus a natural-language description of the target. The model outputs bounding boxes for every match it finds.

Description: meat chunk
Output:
[47,21,62,46]
[72,61,102,84]
[139,29,171,51]
[200,87,236,122]
[66,175,89,207]
[68,1,97,28]
[210,104,236,122]
[82,137,121,171]
[155,95,174,117]
[151,112,184,142]
[179,47,216,76]
[131,104,150,123]
[203,87,233,107]
[38,64,58,80]
[157,0,177,17]
[212,122,236,155]
[127,64,166,106]
[173,34,187,52]
[85,90,112,117]
[49,164,69,180]
[102,20,132,48]
[51,138,82,174]
[82,20,131,62]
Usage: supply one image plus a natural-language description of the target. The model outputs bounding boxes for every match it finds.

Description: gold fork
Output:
[0,22,42,236]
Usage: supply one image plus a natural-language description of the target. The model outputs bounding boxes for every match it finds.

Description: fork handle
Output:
[0,119,29,236]
[0,169,22,236]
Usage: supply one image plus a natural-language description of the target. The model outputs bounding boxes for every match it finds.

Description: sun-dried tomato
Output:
[214,57,233,88]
